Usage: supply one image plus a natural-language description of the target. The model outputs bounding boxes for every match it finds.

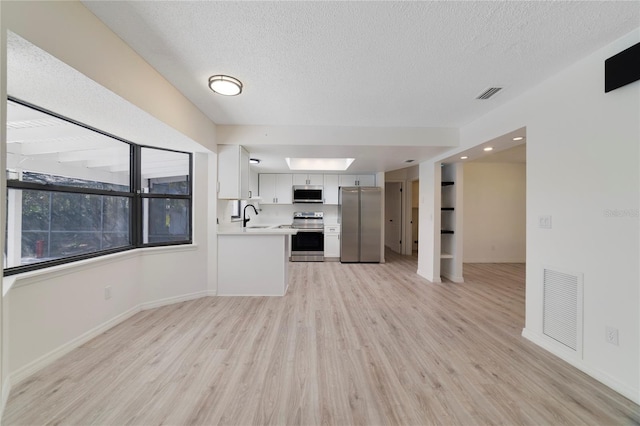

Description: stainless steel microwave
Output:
[292,185,324,203]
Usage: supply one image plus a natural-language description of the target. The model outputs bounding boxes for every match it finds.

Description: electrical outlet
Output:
[105,286,112,300]
[539,215,552,229]
[605,326,619,346]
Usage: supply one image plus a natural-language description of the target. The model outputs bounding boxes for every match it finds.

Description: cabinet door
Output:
[239,146,250,199]
[324,234,340,258]
[275,174,293,204]
[308,174,324,185]
[218,145,250,199]
[339,174,358,187]
[259,174,277,204]
[292,174,324,185]
[357,174,375,186]
[323,175,340,204]
[249,168,259,199]
[292,174,308,186]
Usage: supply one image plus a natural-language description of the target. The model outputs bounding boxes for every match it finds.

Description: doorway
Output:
[385,182,402,253]
[411,180,419,254]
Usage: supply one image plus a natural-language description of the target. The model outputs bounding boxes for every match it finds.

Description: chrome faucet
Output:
[243,204,259,227]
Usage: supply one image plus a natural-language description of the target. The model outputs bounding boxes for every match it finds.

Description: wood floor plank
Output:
[3,252,639,425]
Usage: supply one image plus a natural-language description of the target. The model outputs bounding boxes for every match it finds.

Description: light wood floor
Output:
[4,251,639,425]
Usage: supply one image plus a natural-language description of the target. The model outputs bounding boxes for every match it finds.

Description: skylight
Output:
[285,157,355,171]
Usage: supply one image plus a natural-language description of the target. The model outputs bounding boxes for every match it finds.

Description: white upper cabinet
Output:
[259,174,293,204]
[292,174,324,185]
[323,174,340,205]
[249,168,259,199]
[339,174,375,187]
[218,145,250,199]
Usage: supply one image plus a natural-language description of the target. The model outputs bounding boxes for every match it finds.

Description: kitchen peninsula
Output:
[217,225,298,296]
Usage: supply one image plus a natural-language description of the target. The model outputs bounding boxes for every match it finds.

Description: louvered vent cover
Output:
[543,268,582,352]
[476,87,503,99]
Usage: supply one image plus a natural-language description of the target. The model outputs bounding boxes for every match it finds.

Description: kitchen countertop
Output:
[217,224,298,235]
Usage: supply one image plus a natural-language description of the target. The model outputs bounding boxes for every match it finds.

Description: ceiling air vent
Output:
[476,87,503,100]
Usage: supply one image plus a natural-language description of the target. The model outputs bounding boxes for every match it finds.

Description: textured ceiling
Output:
[7,2,638,174]
[83,1,640,128]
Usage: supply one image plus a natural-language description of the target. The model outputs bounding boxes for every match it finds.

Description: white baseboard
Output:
[463,259,526,263]
[10,305,141,386]
[1,376,11,421]
[440,271,464,283]
[140,291,210,310]
[417,268,441,283]
[522,328,639,405]
[8,291,212,392]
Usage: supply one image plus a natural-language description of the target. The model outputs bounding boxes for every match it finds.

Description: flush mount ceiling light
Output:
[513,136,524,141]
[460,156,468,160]
[285,157,355,171]
[208,75,243,96]
[249,158,260,164]
[483,147,494,152]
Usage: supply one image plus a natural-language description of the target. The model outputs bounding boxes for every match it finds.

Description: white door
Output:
[385,182,402,253]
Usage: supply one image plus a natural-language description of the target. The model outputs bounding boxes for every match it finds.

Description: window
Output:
[4,98,192,275]
[140,147,192,244]
[231,200,241,220]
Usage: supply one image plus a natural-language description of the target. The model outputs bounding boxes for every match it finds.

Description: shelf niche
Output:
[439,163,464,283]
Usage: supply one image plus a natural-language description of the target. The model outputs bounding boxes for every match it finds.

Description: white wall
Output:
[418,161,441,282]
[0,0,7,413]
[463,162,526,263]
[420,29,639,402]
[2,1,216,150]
[1,0,219,401]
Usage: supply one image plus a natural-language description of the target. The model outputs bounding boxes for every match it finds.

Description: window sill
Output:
[3,244,199,295]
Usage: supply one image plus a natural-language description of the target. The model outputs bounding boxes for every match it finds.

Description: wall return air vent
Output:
[542,267,583,354]
[476,87,503,100]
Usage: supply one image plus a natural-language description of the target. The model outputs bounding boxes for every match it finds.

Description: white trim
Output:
[522,328,639,405]
[216,293,285,297]
[417,269,441,283]
[8,290,214,393]
[1,377,11,421]
[9,305,141,386]
[140,291,209,310]
[440,271,464,283]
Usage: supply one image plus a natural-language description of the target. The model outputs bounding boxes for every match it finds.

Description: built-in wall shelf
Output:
[440,163,464,282]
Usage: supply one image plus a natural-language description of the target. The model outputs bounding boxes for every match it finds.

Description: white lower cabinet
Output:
[324,224,340,258]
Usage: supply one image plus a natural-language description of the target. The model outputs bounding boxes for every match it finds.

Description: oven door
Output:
[291,229,324,262]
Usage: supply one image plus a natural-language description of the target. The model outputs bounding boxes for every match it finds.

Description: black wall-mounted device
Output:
[605,42,640,93]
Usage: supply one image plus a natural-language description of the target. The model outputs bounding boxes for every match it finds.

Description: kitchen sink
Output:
[247,225,271,229]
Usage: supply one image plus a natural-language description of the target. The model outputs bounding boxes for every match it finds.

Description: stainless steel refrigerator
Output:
[339,186,382,263]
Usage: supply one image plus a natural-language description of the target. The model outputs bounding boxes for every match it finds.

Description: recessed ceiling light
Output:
[460,156,468,160]
[208,75,243,96]
[249,158,260,164]
[513,136,524,141]
[483,147,493,152]
[285,157,355,171]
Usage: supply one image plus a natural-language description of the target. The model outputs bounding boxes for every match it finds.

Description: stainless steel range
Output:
[291,211,324,262]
